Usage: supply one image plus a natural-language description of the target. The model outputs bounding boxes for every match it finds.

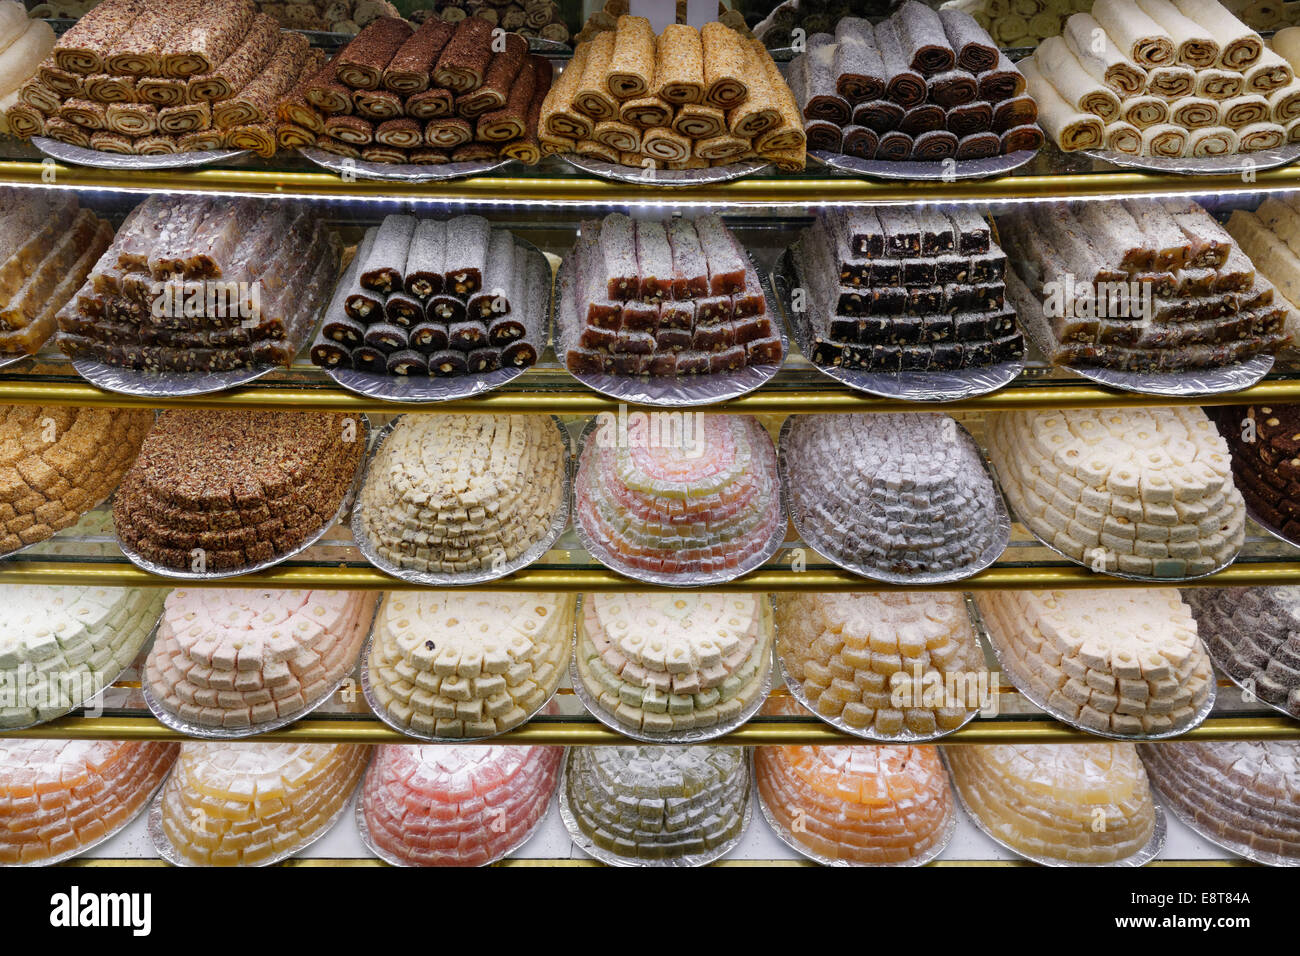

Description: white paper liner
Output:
[141,600,378,740]
[351,414,571,587]
[5,771,170,867]
[353,758,564,867]
[570,415,788,587]
[147,758,368,867]
[557,752,753,867]
[33,135,249,170]
[773,647,981,743]
[987,460,1243,583]
[323,242,552,404]
[1145,779,1300,868]
[778,416,1011,586]
[116,414,370,580]
[298,145,512,182]
[1064,354,1274,397]
[557,251,787,408]
[1081,142,1300,176]
[561,154,771,186]
[776,249,1025,402]
[751,752,958,867]
[941,751,1168,867]
[568,644,774,744]
[359,603,570,741]
[810,147,1037,181]
[969,597,1218,741]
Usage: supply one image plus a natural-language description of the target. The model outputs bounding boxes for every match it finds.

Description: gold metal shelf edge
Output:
[9,714,1295,745]
[59,857,1254,866]
[7,158,1300,204]
[4,376,1300,414]
[5,559,1300,592]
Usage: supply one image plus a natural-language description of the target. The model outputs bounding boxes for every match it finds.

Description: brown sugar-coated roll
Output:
[277,50,328,134]
[540,41,593,137]
[306,57,353,116]
[382,18,455,94]
[159,0,255,77]
[620,95,671,129]
[187,16,281,102]
[457,33,528,118]
[433,17,494,94]
[214,33,309,129]
[407,88,454,119]
[573,30,617,120]
[478,57,537,142]
[337,17,414,91]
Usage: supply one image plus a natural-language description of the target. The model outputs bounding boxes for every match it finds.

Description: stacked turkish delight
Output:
[1184,586,1300,719]
[999,198,1291,371]
[56,195,339,374]
[791,206,1024,372]
[558,213,781,377]
[310,214,545,377]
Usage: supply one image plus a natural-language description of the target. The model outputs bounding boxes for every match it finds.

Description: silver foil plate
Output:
[358,602,570,742]
[1146,781,1300,868]
[571,415,788,587]
[1081,142,1300,176]
[971,596,1218,741]
[0,353,33,371]
[776,250,1025,402]
[351,415,571,587]
[141,596,378,739]
[324,243,552,404]
[6,772,169,867]
[73,359,277,398]
[561,154,771,186]
[773,646,980,743]
[941,751,1168,867]
[778,416,1011,586]
[298,146,512,182]
[987,460,1243,584]
[0,608,162,734]
[752,752,958,867]
[147,759,368,867]
[557,754,753,867]
[810,148,1037,181]
[568,645,773,744]
[557,251,786,407]
[1065,354,1274,398]
[353,757,564,867]
[33,136,250,170]
[116,414,370,581]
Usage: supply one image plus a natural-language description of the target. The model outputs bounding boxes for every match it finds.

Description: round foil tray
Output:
[0,606,162,734]
[351,414,571,587]
[116,414,370,581]
[975,603,1218,741]
[72,359,278,398]
[557,251,786,407]
[0,353,33,371]
[148,759,369,867]
[298,146,513,182]
[354,762,563,867]
[994,475,1242,584]
[778,416,1011,586]
[1146,781,1300,868]
[568,645,773,744]
[561,154,770,186]
[141,598,377,740]
[773,649,981,743]
[557,754,753,867]
[6,772,170,867]
[33,136,250,169]
[776,250,1025,402]
[1081,142,1300,176]
[570,415,788,587]
[752,753,958,867]
[1064,354,1274,398]
[941,751,1168,867]
[360,638,567,743]
[324,242,552,404]
[810,147,1037,181]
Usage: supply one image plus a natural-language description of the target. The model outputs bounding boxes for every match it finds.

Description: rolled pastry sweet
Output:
[1019,55,1103,151]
